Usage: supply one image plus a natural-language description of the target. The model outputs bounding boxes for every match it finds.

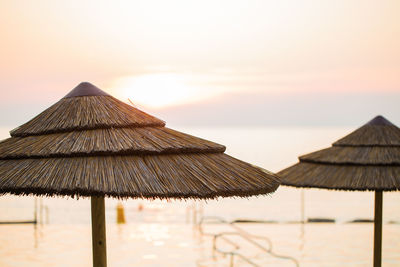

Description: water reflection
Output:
[1,127,400,266]
[33,224,38,249]
[1,216,400,266]
[299,223,305,260]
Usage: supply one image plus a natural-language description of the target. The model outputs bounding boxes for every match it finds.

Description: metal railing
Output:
[0,197,49,225]
[198,216,299,267]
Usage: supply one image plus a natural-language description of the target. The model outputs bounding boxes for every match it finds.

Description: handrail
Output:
[196,231,259,267]
[213,232,262,267]
[199,216,299,267]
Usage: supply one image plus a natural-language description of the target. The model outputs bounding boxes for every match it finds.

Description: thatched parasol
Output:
[278,115,400,267]
[0,82,280,267]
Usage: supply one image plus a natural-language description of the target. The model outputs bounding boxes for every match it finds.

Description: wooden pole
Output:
[91,196,107,267]
[300,189,305,224]
[34,197,38,224]
[39,198,43,225]
[373,190,383,267]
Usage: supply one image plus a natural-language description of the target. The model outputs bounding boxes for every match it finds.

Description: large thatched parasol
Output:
[0,82,280,267]
[278,115,400,267]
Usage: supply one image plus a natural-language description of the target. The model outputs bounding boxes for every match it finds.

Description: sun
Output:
[111,73,202,108]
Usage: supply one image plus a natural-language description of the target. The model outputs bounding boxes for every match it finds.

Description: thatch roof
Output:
[334,116,400,146]
[278,116,400,191]
[10,86,164,137]
[0,82,280,199]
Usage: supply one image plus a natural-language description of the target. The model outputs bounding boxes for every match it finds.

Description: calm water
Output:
[0,126,399,266]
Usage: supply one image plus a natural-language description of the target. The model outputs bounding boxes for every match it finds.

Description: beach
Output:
[2,1,400,266]
[0,127,399,266]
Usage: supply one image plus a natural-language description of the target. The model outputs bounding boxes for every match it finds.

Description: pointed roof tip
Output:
[63,82,110,98]
[366,115,396,126]
[332,115,400,146]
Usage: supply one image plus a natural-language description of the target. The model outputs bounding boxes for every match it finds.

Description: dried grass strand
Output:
[300,146,400,165]
[278,162,400,191]
[1,85,281,199]
[0,153,280,199]
[10,95,165,137]
[0,127,225,159]
[279,116,400,191]
[334,125,400,146]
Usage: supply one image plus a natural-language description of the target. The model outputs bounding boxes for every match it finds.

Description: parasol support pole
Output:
[300,189,305,224]
[91,196,107,267]
[373,190,383,267]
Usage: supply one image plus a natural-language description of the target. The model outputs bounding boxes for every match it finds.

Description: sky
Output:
[1,0,399,128]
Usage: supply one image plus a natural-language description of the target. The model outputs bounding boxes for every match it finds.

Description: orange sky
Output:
[0,0,399,126]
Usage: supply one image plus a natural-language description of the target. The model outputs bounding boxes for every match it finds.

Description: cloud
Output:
[148,90,400,127]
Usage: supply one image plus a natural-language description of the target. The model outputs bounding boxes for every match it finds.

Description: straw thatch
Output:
[0,82,280,199]
[334,116,400,146]
[300,146,400,165]
[10,94,165,137]
[278,115,400,191]
[0,127,226,159]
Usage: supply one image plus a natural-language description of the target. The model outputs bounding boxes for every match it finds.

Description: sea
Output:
[0,126,399,267]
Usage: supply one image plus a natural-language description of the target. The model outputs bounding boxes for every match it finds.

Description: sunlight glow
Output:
[112,73,208,108]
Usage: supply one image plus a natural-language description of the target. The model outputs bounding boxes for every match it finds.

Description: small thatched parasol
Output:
[278,115,400,267]
[0,82,280,267]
